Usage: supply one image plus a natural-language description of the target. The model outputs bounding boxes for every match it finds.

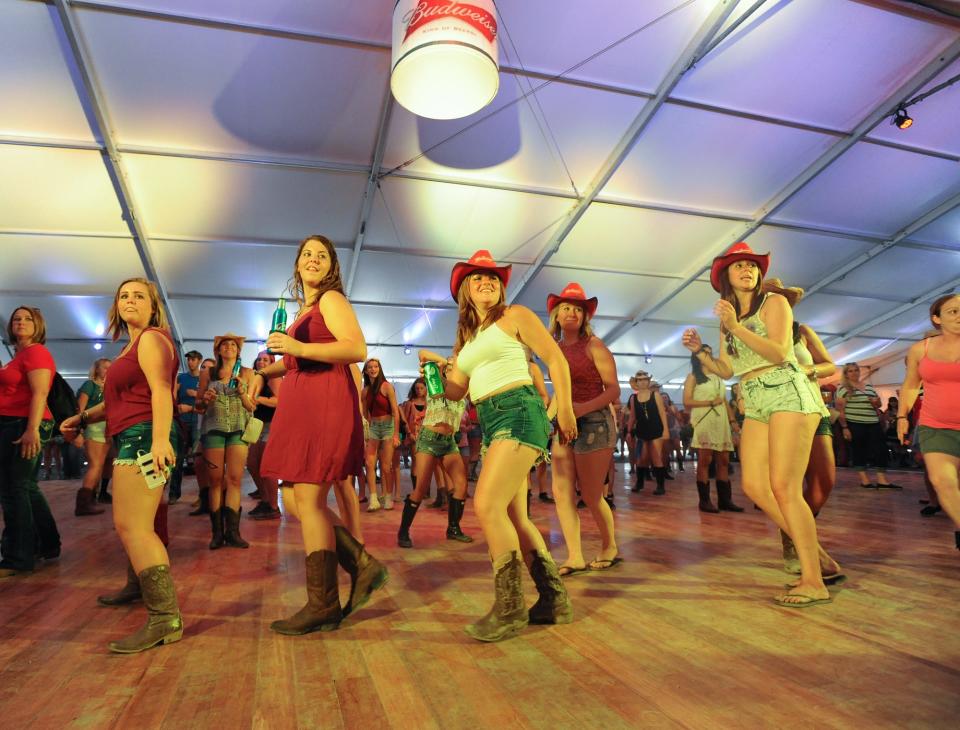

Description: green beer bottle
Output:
[267,298,287,355]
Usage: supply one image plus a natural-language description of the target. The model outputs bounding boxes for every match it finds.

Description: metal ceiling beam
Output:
[345,88,394,296]
[602,36,960,347]
[51,0,186,362]
[825,273,960,349]
[506,0,743,304]
[802,187,960,298]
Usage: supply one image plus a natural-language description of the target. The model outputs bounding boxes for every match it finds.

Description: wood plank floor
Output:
[1,462,957,729]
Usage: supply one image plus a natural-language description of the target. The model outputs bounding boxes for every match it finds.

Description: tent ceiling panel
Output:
[827,335,901,366]
[653,280,729,325]
[769,141,960,237]
[1,0,95,142]
[92,0,394,44]
[0,295,116,341]
[551,203,743,276]
[75,7,390,164]
[794,292,884,337]
[817,246,960,301]
[381,72,646,194]
[609,354,684,388]
[858,303,933,340]
[908,203,960,249]
[353,303,459,349]
[494,0,711,92]
[350,250,528,308]
[122,154,367,242]
[610,321,720,360]
[0,146,126,233]
[602,104,835,215]
[364,176,570,261]
[512,267,664,321]
[670,0,959,130]
[169,297,278,342]
[867,61,960,158]
[151,239,341,300]
[33,340,126,380]
[0,234,143,294]
[747,226,876,288]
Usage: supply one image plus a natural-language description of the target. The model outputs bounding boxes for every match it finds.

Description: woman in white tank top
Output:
[420,250,577,642]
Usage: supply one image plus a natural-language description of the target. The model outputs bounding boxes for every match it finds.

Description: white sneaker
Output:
[384,494,394,510]
[367,494,381,512]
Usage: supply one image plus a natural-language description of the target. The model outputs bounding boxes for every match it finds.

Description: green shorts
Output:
[815,416,833,438]
[415,428,460,458]
[367,417,395,441]
[476,385,551,465]
[113,421,179,469]
[202,429,245,449]
[741,364,828,425]
[918,425,960,458]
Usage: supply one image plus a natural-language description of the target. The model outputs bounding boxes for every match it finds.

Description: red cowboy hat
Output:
[546,282,598,318]
[449,249,512,302]
[709,241,770,292]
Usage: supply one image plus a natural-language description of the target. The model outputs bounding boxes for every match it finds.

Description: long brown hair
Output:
[108,278,170,341]
[548,303,593,341]
[718,263,764,358]
[930,293,960,329]
[362,358,387,414]
[289,235,344,311]
[453,277,507,352]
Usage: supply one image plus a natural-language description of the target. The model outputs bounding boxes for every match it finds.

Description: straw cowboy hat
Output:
[762,277,804,308]
[449,249,512,302]
[546,282,599,319]
[629,370,652,390]
[710,241,770,292]
[213,332,246,353]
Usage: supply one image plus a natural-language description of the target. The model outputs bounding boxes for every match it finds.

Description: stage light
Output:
[94,343,102,351]
[391,0,499,119]
[644,354,652,364]
[403,346,412,356]
[893,106,913,130]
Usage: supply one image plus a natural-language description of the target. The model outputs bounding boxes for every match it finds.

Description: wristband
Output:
[79,411,88,429]
[896,416,908,420]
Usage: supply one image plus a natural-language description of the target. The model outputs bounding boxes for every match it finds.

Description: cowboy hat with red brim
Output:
[710,241,770,292]
[449,249,512,302]
[546,282,598,319]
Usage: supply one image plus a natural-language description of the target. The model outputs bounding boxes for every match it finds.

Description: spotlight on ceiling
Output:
[94,343,102,351]
[644,354,653,364]
[892,106,913,130]
[403,346,412,356]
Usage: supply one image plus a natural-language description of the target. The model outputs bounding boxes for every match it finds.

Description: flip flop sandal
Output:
[773,592,833,608]
[558,565,588,577]
[588,557,624,571]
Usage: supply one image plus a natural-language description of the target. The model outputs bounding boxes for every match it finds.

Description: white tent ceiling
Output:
[2,0,959,395]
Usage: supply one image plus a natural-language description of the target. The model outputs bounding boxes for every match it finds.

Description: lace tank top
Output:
[727,295,798,377]
[422,396,466,430]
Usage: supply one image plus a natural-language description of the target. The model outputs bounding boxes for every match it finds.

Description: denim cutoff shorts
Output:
[415,427,460,458]
[741,363,829,424]
[476,385,551,464]
[557,407,616,454]
[368,417,395,441]
[113,421,179,471]
[83,420,108,444]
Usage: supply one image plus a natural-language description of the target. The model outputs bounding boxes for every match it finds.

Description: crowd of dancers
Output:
[0,235,957,653]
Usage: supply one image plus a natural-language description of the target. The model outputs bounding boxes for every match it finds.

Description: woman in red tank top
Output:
[61,278,182,653]
[251,235,387,634]
[546,283,621,575]
[360,359,401,511]
[898,293,960,551]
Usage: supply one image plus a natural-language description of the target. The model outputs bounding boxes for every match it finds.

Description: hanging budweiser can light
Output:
[391,0,500,120]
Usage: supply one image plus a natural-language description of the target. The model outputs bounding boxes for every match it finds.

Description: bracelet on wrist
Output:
[896,416,908,420]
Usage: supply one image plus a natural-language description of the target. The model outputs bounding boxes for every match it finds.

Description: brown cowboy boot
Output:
[465,551,528,642]
[270,550,342,635]
[526,549,573,625]
[108,565,183,653]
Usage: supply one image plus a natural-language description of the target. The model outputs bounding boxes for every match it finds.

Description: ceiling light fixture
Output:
[403,346,412,356]
[644,354,653,364]
[391,0,500,119]
[892,106,913,130]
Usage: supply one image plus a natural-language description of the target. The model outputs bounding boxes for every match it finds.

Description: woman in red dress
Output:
[253,235,387,635]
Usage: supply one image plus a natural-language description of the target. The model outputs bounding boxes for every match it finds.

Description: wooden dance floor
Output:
[1,465,957,729]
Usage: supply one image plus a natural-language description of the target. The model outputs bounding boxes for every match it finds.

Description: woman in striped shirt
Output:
[836,363,899,489]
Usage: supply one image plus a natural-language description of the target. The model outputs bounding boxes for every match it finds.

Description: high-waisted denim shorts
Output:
[368,417,395,441]
[741,363,829,424]
[476,385,551,464]
[415,427,460,458]
[556,408,616,454]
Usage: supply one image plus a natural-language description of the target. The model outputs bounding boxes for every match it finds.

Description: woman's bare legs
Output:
[550,441,584,570]
[113,465,167,572]
[575,447,617,565]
